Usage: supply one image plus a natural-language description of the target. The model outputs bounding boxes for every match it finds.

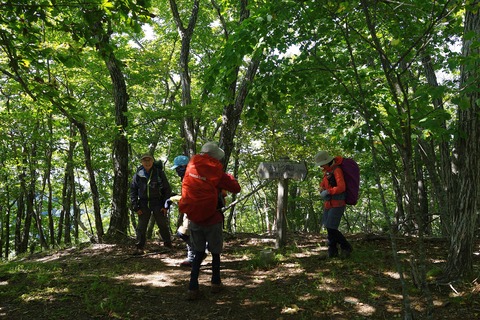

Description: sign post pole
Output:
[257,158,307,249]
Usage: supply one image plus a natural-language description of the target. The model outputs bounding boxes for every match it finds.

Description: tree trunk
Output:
[46,115,55,247]
[3,187,13,258]
[225,148,240,232]
[219,58,260,168]
[73,175,80,242]
[76,122,104,241]
[414,144,430,235]
[21,167,35,253]
[105,55,130,241]
[368,128,414,320]
[28,130,48,250]
[420,54,452,237]
[444,2,480,280]
[169,0,200,156]
[63,126,76,245]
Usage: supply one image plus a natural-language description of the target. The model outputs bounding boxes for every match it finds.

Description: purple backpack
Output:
[339,158,360,205]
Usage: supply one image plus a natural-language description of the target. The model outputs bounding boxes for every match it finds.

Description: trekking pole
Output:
[221,180,273,213]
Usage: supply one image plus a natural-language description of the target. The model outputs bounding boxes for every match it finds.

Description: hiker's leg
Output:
[152,206,172,245]
[186,243,195,262]
[189,250,204,290]
[211,253,221,285]
[336,229,352,253]
[323,207,345,257]
[204,222,223,284]
[326,228,339,257]
[135,206,151,249]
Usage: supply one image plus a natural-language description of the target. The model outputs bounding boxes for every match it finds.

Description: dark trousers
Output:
[326,227,352,257]
[189,252,220,291]
[136,205,171,249]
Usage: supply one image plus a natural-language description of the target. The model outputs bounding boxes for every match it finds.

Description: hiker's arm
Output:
[329,169,346,194]
[218,173,241,194]
[159,170,172,204]
[130,175,140,211]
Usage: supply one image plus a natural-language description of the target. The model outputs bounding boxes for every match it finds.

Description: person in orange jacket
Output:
[315,150,353,258]
[179,142,241,300]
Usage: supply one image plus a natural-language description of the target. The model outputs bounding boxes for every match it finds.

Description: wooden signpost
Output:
[257,158,308,249]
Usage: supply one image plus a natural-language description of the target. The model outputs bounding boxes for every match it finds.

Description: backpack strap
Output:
[327,165,346,200]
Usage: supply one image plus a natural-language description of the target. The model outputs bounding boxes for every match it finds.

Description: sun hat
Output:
[200,142,225,160]
[140,153,154,161]
[314,151,334,166]
[171,155,190,169]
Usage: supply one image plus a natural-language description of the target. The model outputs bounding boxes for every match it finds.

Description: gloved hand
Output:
[164,199,173,209]
[170,195,182,202]
[320,189,329,200]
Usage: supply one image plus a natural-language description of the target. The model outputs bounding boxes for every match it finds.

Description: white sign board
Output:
[257,161,308,181]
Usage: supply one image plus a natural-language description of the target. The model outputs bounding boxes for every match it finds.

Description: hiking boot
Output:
[340,248,353,259]
[318,252,330,260]
[180,260,192,268]
[328,248,339,258]
[211,283,223,294]
[132,248,145,256]
[186,289,200,301]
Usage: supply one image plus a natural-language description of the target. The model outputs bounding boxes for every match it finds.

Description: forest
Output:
[0,1,479,319]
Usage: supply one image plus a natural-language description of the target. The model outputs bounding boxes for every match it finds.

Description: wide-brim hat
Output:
[200,142,225,160]
[314,151,334,166]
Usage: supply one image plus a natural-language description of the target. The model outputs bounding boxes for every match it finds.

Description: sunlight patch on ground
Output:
[290,250,321,258]
[297,292,317,301]
[281,262,303,269]
[344,296,360,304]
[386,292,404,301]
[355,303,376,316]
[241,299,270,307]
[281,304,302,315]
[316,279,342,292]
[34,244,117,263]
[344,296,376,316]
[248,238,276,245]
[0,281,8,286]
[20,287,69,302]
[433,299,446,307]
[374,286,388,292]
[383,271,401,279]
[386,304,402,313]
[116,271,177,287]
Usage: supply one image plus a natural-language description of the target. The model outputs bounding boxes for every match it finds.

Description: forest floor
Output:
[1,232,479,320]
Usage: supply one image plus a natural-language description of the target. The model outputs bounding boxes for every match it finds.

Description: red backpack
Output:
[338,158,360,205]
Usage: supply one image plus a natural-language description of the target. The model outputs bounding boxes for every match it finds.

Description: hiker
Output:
[130,153,172,255]
[315,150,353,258]
[170,155,195,267]
[179,142,241,300]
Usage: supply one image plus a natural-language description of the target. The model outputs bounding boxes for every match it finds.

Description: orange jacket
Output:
[320,156,346,209]
[179,154,240,225]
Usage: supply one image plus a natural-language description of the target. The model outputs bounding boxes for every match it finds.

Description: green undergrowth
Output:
[0,235,479,320]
